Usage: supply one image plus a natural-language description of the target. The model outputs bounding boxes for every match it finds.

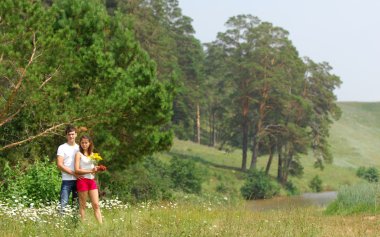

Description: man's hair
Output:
[65,125,76,134]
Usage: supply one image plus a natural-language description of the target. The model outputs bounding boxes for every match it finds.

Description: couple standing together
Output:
[56,125,103,224]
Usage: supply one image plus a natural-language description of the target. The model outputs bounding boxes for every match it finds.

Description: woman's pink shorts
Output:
[77,178,98,192]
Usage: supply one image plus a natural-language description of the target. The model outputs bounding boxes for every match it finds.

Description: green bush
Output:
[0,157,61,206]
[288,159,304,178]
[240,169,280,200]
[102,156,173,203]
[101,156,206,202]
[284,180,300,196]
[325,183,380,215]
[309,175,323,192]
[356,166,367,177]
[356,166,379,183]
[169,156,205,194]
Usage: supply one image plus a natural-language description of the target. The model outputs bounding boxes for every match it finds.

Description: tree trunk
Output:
[209,110,217,147]
[196,103,201,144]
[209,108,213,146]
[212,112,216,146]
[241,97,249,171]
[250,83,268,170]
[265,141,276,175]
[277,144,283,182]
[282,151,293,184]
[250,135,258,169]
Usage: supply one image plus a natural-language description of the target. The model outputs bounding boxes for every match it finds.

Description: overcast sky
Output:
[179,0,380,102]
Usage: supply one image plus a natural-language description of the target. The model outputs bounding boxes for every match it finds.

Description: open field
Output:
[1,201,380,237]
[329,102,380,168]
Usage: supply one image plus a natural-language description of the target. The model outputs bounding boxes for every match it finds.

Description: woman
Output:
[74,135,103,224]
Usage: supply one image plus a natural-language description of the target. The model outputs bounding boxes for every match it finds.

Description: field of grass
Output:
[2,200,380,237]
[329,102,380,168]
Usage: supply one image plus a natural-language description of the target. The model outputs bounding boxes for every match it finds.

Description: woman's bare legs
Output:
[89,189,102,224]
[78,191,88,221]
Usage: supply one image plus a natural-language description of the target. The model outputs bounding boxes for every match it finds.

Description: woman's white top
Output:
[79,152,95,179]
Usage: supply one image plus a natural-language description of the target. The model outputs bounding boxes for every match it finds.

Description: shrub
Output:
[309,175,323,192]
[284,180,300,196]
[0,157,61,206]
[288,159,304,178]
[240,169,280,200]
[169,156,205,194]
[356,166,367,178]
[102,156,173,203]
[101,156,206,202]
[356,166,379,183]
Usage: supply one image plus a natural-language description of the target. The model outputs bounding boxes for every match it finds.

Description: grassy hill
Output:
[329,102,380,167]
[160,102,380,194]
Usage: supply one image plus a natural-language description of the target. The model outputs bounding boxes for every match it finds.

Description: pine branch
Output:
[0,32,37,120]
[0,113,108,151]
[39,66,60,89]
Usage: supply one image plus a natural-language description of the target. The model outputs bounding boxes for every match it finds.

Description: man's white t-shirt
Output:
[57,143,79,180]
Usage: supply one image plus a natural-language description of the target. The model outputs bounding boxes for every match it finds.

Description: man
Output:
[57,125,80,213]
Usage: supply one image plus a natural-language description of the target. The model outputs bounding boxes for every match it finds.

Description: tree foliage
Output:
[0,0,173,168]
[110,0,205,141]
[204,15,341,184]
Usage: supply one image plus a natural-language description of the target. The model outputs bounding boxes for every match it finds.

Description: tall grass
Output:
[1,199,380,237]
[325,182,380,215]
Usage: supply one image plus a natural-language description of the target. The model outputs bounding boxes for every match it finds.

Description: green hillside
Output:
[161,102,380,193]
[329,102,380,167]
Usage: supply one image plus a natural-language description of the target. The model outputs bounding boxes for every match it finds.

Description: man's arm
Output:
[57,155,75,176]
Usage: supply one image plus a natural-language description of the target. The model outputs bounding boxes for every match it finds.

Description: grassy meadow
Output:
[2,200,380,237]
[329,102,380,168]
[0,200,380,237]
[2,102,380,236]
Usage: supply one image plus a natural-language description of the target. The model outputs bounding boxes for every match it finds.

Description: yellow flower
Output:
[89,153,103,161]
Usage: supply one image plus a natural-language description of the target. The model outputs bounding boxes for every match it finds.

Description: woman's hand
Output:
[73,172,84,180]
[92,166,98,173]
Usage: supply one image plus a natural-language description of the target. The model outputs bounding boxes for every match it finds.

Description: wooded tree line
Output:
[204,15,341,184]
[0,0,341,184]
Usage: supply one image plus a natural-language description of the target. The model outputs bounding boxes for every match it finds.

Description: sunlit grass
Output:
[329,102,380,168]
[2,198,380,237]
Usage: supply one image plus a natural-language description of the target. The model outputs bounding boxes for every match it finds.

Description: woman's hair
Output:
[79,135,94,155]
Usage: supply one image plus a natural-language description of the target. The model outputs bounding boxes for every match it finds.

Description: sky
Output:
[179,0,380,102]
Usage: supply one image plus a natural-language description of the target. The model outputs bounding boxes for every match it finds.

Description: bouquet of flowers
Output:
[89,153,103,162]
[89,153,107,171]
